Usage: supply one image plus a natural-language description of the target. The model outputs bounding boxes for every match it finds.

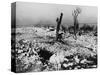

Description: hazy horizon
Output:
[16,2,98,26]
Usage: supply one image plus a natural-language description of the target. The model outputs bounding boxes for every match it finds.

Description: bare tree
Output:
[72,7,81,39]
[56,13,63,41]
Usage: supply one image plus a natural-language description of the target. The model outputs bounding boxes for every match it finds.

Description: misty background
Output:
[16,2,97,27]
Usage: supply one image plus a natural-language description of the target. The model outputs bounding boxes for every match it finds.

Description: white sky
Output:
[16,2,98,26]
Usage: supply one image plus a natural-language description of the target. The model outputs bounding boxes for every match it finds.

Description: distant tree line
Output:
[61,24,97,35]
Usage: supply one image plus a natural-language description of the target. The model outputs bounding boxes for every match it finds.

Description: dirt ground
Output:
[11,26,97,72]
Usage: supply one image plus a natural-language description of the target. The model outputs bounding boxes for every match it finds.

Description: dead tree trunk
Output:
[56,13,63,41]
[74,16,79,39]
[72,8,81,40]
